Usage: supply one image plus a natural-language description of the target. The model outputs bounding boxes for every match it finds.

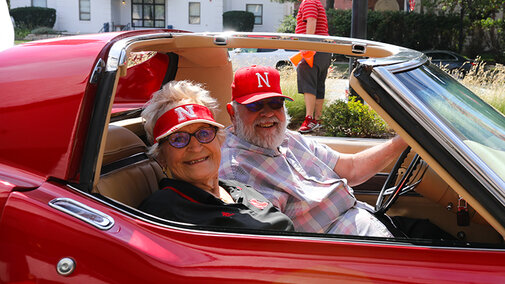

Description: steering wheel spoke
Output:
[375,147,425,215]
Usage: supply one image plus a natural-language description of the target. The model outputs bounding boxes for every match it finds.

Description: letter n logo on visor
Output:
[255,72,270,88]
[174,105,197,122]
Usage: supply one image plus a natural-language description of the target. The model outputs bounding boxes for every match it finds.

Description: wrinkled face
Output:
[161,123,221,184]
[233,98,288,149]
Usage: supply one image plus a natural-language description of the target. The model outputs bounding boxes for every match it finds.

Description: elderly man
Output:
[219,65,410,237]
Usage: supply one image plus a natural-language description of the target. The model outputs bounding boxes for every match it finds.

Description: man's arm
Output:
[333,136,408,186]
[305,17,317,35]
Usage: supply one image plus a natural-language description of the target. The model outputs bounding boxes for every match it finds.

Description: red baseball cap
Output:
[231,65,293,104]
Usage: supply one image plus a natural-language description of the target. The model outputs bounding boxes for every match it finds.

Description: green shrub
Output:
[285,93,306,129]
[325,10,462,55]
[277,14,296,33]
[223,11,255,32]
[279,70,306,128]
[321,97,392,138]
[10,7,56,29]
[14,27,30,40]
[326,9,351,37]
[31,27,58,35]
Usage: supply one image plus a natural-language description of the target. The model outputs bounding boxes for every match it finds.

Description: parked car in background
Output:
[423,50,475,75]
[1,30,505,282]
[229,48,298,71]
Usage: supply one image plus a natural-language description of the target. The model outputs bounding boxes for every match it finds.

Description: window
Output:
[132,0,166,28]
[79,0,90,21]
[32,0,47,7]
[189,2,201,25]
[246,4,263,25]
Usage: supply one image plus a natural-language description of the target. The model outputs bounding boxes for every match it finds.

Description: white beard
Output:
[234,107,290,150]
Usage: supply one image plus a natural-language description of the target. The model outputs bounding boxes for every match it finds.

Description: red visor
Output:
[153,104,224,142]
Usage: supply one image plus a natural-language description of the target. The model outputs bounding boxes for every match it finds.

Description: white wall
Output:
[10,0,31,8]
[164,0,223,32]
[54,0,111,33]
[1,0,14,51]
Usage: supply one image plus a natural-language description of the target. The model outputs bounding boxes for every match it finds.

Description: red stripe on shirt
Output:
[163,186,200,203]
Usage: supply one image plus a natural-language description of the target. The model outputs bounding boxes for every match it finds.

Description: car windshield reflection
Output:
[396,64,505,181]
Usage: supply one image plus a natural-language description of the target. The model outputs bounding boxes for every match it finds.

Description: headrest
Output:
[103,125,147,165]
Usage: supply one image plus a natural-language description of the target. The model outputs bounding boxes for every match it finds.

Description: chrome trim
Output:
[105,31,419,72]
[89,58,105,84]
[380,54,428,73]
[65,185,503,252]
[106,32,175,72]
[352,43,366,54]
[49,198,115,230]
[369,66,505,206]
[56,258,75,276]
[358,51,427,69]
[213,35,228,45]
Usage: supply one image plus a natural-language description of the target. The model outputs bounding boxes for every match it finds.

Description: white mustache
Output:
[254,117,281,125]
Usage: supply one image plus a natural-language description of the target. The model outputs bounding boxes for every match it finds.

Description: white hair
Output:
[142,80,223,162]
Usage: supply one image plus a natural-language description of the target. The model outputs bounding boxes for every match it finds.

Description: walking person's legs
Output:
[297,52,331,133]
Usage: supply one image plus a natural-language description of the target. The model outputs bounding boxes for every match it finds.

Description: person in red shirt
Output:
[295,0,332,133]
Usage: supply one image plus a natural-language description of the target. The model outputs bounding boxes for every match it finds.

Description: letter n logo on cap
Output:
[174,105,197,122]
[255,72,270,88]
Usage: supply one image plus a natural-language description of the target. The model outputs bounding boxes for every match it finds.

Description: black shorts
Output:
[297,52,332,99]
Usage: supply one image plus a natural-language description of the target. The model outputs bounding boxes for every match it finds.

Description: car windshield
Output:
[395,64,505,181]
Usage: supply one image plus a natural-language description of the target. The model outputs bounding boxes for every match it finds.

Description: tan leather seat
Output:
[93,125,165,208]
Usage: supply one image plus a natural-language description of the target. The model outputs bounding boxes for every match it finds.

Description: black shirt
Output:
[139,178,294,231]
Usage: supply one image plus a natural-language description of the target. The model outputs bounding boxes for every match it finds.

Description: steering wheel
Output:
[375,146,424,215]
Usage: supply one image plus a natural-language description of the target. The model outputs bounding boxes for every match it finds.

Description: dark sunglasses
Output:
[244,98,285,112]
[163,126,218,148]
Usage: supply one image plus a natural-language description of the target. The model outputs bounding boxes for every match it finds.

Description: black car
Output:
[423,50,475,74]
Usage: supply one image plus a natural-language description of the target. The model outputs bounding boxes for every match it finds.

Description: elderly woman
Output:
[139,80,294,231]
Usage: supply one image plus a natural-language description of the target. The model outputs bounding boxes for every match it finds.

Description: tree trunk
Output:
[326,0,335,9]
[458,1,465,53]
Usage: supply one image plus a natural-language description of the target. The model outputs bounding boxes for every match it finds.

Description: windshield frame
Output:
[374,63,505,197]
[352,58,505,231]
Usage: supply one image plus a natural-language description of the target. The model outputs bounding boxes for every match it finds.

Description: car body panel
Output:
[1,183,505,283]
[115,52,170,105]
[0,33,118,182]
[1,31,504,282]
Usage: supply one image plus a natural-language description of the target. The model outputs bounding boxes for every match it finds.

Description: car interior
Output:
[91,34,504,246]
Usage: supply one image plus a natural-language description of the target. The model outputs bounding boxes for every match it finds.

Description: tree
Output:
[423,0,505,59]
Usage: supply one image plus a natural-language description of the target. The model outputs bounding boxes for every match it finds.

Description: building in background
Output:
[10,0,294,34]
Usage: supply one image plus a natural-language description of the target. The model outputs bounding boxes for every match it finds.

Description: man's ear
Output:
[226,103,235,120]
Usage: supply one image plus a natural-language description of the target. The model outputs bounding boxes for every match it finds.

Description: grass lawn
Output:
[458,63,505,114]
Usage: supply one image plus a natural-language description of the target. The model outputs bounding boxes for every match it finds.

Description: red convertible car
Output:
[1,30,504,283]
